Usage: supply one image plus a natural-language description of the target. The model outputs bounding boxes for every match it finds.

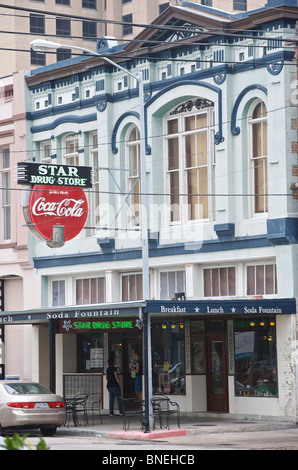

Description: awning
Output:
[0,298,296,324]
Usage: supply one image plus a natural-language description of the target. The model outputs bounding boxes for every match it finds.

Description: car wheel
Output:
[40,426,57,437]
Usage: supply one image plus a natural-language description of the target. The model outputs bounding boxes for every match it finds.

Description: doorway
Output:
[122,334,142,398]
[206,333,229,412]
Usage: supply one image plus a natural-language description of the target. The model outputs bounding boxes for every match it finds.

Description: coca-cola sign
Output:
[28,185,88,242]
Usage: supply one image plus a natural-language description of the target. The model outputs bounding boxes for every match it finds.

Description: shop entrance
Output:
[122,334,142,398]
[206,332,229,412]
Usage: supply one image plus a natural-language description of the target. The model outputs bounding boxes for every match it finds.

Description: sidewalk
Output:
[59,413,296,441]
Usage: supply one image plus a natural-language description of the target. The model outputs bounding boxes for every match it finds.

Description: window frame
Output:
[75,276,105,305]
[51,279,66,307]
[62,133,79,166]
[121,273,143,301]
[89,132,100,232]
[159,270,186,300]
[56,17,71,37]
[248,99,268,216]
[164,104,215,225]
[0,148,11,242]
[30,13,45,34]
[246,263,277,296]
[203,266,236,297]
[125,125,141,227]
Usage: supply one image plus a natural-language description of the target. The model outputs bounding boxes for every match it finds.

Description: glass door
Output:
[206,335,228,412]
[123,334,142,398]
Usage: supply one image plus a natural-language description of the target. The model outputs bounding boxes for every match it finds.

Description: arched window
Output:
[164,99,215,223]
[126,125,141,225]
[249,101,268,214]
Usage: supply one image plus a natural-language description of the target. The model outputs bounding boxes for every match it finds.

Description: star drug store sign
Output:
[17,162,92,244]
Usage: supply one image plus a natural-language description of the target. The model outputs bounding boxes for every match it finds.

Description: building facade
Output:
[1,0,298,420]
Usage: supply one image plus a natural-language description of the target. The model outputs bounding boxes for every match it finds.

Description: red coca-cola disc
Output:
[28,185,88,242]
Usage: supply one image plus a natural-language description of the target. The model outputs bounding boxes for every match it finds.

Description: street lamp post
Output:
[30,39,153,431]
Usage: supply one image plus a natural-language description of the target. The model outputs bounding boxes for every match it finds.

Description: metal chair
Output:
[86,393,102,425]
[151,395,180,430]
[121,398,145,431]
[72,394,89,426]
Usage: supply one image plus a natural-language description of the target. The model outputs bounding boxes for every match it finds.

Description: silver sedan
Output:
[0,381,66,436]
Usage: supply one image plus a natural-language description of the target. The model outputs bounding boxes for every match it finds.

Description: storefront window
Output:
[152,322,185,395]
[234,319,278,397]
[190,321,205,374]
[78,333,104,372]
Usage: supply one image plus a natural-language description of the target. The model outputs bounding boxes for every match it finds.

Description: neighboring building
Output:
[100,0,268,40]
[2,0,298,420]
[0,0,269,76]
[0,71,41,381]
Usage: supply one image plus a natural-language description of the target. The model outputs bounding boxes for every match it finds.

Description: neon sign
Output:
[58,318,138,333]
[73,320,134,330]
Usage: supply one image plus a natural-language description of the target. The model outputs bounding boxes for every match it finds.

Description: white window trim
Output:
[164,106,215,227]
[247,99,268,219]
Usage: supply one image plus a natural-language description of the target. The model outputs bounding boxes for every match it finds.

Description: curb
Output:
[103,428,188,440]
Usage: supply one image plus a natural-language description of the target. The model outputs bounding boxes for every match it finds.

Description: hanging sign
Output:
[26,185,88,242]
[17,162,92,188]
[18,162,91,245]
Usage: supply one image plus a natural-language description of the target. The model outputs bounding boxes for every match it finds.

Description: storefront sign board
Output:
[17,162,92,188]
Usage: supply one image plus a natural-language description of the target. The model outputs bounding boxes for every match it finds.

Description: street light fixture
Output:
[30,39,152,431]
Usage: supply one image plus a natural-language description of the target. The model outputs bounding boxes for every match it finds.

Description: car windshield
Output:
[3,383,52,395]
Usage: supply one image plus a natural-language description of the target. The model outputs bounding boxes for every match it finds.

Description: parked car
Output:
[0,381,66,436]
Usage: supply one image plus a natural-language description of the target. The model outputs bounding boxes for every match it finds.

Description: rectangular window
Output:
[30,13,45,34]
[166,118,180,222]
[152,322,185,395]
[247,264,277,295]
[122,274,142,301]
[56,0,70,4]
[234,318,278,397]
[57,48,71,62]
[165,106,214,224]
[233,0,247,10]
[56,17,71,37]
[31,49,46,66]
[90,133,100,230]
[160,271,185,300]
[40,141,51,162]
[185,113,208,220]
[122,14,132,36]
[204,267,235,297]
[190,321,205,374]
[52,280,65,307]
[83,21,97,39]
[0,149,11,241]
[78,333,103,371]
[63,134,79,165]
[82,0,96,8]
[76,277,105,304]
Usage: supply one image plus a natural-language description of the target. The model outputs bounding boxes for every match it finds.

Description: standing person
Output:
[129,351,142,400]
[106,358,124,416]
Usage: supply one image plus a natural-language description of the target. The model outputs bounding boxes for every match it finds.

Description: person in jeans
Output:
[106,358,124,416]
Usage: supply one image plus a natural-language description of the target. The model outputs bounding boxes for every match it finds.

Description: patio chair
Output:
[151,395,180,430]
[121,398,145,431]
